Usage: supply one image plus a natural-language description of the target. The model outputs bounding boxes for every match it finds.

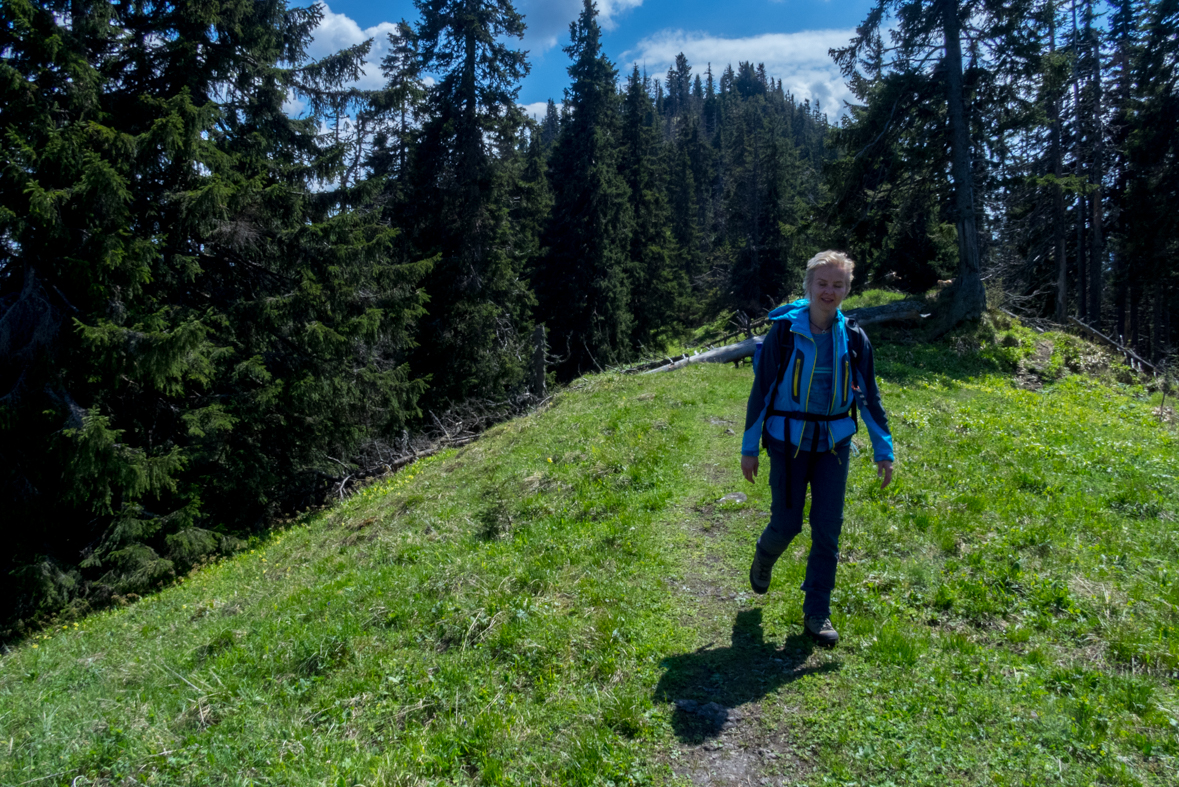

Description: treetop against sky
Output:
[295,0,877,118]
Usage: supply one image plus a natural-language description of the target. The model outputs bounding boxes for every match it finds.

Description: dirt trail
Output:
[1015,339,1054,390]
[656,502,841,786]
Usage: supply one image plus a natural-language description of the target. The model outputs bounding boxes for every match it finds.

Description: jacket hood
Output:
[766,299,847,327]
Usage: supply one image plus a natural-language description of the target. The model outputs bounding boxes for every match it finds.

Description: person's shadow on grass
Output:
[652,607,840,743]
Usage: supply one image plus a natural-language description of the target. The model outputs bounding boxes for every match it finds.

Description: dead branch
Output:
[1069,317,1157,375]
[329,392,550,499]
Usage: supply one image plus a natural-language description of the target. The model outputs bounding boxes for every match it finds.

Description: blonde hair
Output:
[803,250,855,300]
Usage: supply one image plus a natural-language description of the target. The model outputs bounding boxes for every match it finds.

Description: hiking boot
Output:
[804,616,839,646]
[749,548,775,594]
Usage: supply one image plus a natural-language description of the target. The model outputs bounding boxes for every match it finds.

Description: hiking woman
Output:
[740,250,894,646]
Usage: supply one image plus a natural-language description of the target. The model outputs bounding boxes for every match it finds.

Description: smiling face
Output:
[807,264,851,314]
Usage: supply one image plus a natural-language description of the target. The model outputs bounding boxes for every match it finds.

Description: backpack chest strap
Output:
[765,408,854,422]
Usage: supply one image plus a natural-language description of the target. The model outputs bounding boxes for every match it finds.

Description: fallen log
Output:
[1069,317,1157,374]
[644,301,926,373]
[641,338,760,373]
[844,299,928,326]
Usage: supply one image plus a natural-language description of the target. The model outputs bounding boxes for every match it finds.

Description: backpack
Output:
[754,318,865,381]
[758,318,866,451]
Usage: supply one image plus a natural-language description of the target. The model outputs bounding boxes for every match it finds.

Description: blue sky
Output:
[299,0,878,120]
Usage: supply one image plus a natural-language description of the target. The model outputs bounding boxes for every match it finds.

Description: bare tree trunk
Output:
[1152,293,1163,362]
[531,324,546,397]
[1129,281,1139,352]
[1050,9,1068,323]
[1072,0,1087,321]
[1076,193,1087,320]
[938,0,986,330]
[1087,14,1104,327]
[1163,288,1173,362]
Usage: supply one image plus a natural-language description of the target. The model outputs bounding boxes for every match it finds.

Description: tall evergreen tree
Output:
[0,0,428,628]
[1122,0,1179,361]
[664,53,693,122]
[668,121,704,288]
[513,127,553,315]
[833,0,1007,327]
[534,0,633,377]
[726,88,797,310]
[366,20,425,193]
[621,66,688,346]
[397,0,533,404]
[831,0,1054,325]
[1107,0,1138,339]
[1077,0,1106,325]
[541,98,561,149]
[1045,0,1071,323]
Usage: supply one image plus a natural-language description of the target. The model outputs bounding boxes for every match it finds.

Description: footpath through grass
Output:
[2,315,1177,786]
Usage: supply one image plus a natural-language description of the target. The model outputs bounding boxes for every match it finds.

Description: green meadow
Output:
[2,309,1177,786]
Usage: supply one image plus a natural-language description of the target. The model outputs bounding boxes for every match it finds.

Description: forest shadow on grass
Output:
[653,608,840,744]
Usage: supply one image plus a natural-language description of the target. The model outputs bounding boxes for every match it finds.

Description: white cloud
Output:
[292,3,648,119]
[519,101,552,120]
[597,0,644,30]
[622,28,858,118]
[304,4,403,92]
[283,92,308,117]
[518,0,643,53]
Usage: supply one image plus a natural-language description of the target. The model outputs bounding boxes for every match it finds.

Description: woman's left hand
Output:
[876,460,893,490]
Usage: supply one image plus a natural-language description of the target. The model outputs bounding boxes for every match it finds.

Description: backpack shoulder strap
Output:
[844,316,865,360]
[761,321,795,451]
[772,321,795,384]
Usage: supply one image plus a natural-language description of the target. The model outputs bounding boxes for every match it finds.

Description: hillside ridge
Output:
[2,315,1177,786]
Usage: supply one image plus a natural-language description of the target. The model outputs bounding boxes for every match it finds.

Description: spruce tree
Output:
[833,0,1000,327]
[1122,0,1179,360]
[534,0,634,378]
[397,0,533,404]
[0,0,428,629]
[668,123,704,288]
[665,53,693,121]
[621,67,689,346]
[514,128,554,320]
[727,91,796,310]
[366,20,426,193]
[541,99,561,149]
[824,65,958,290]
[830,0,1052,322]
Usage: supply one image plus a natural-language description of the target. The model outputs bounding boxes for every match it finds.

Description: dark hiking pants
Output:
[756,439,851,619]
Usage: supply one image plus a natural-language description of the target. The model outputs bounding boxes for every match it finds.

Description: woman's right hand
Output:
[741,455,759,484]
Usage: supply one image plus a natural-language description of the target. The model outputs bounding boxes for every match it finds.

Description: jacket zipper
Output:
[795,329,817,458]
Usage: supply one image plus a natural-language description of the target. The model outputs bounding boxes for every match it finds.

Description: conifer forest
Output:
[1,0,1177,633]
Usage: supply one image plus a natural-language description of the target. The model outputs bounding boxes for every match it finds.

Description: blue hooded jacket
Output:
[741,300,894,462]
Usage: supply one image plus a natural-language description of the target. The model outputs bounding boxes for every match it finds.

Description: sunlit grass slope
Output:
[2,311,1177,786]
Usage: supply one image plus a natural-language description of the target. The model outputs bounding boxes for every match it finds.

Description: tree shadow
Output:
[869,319,1017,387]
[652,608,841,743]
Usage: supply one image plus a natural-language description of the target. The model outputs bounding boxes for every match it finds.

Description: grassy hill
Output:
[2,309,1177,786]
